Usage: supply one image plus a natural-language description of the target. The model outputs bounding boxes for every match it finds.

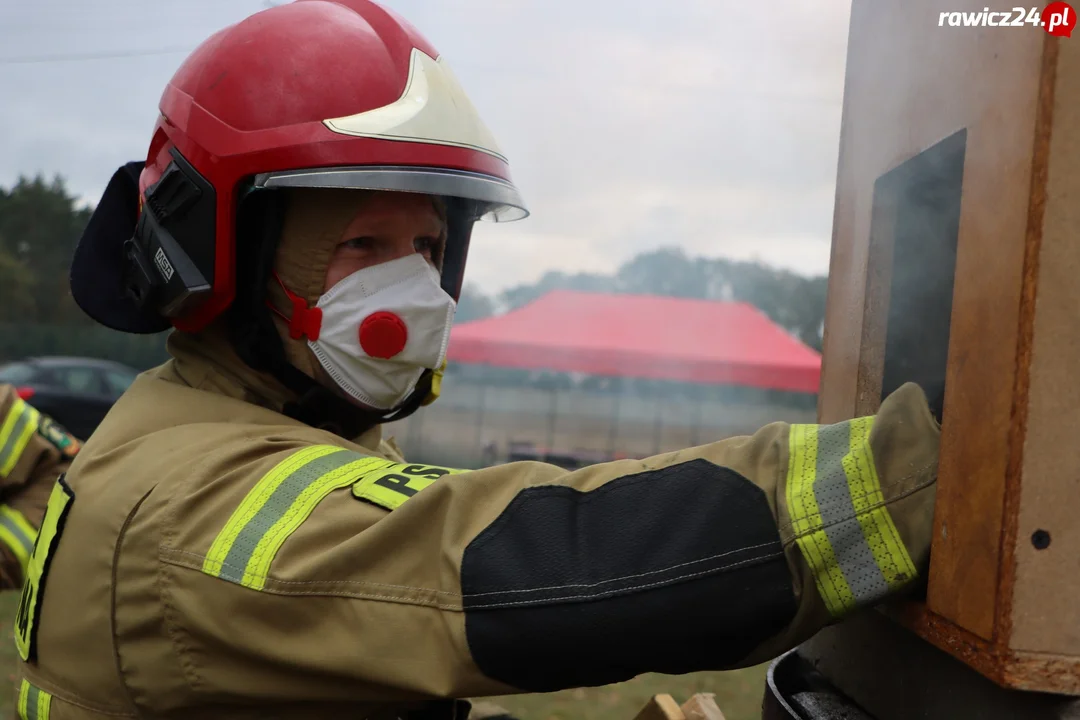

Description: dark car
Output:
[0,357,141,441]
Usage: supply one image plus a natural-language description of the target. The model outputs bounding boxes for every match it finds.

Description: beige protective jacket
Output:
[13,330,940,720]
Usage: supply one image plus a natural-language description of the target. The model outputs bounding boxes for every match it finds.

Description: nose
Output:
[387,235,424,263]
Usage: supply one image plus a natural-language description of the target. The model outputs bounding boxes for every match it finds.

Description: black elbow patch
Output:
[461,459,796,692]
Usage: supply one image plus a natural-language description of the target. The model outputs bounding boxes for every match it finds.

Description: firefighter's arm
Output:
[0,385,79,588]
[156,381,938,702]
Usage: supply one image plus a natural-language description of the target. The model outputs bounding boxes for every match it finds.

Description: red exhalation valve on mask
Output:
[358,311,409,359]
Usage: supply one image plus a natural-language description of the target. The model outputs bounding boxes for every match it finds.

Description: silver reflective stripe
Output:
[0,510,34,560]
[18,679,51,720]
[252,165,528,222]
[24,683,40,720]
[217,449,364,585]
[813,422,890,606]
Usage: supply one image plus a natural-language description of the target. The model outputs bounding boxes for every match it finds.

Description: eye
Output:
[342,236,375,251]
[414,237,439,254]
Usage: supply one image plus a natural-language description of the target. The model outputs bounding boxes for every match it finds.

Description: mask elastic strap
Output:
[267,272,323,342]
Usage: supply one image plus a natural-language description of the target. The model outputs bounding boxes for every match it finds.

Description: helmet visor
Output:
[252,166,528,222]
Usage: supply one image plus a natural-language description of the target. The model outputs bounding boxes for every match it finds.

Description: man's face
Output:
[324,191,446,293]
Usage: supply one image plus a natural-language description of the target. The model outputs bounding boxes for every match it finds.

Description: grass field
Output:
[0,591,766,720]
[486,666,768,720]
[0,592,19,719]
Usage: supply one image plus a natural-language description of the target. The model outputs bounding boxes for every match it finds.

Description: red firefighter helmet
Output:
[71,0,527,335]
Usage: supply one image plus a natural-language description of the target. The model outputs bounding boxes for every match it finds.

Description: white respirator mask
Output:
[273,253,456,410]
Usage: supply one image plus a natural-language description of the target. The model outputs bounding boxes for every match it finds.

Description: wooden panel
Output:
[819,0,1046,642]
[849,175,895,419]
[815,0,872,425]
[818,0,1080,694]
[1011,33,1080,657]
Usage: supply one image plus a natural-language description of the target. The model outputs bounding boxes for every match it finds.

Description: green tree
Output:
[0,248,36,322]
[455,283,496,323]
[498,269,615,311]
[0,174,93,325]
[0,174,171,369]
[702,256,827,351]
[614,247,710,298]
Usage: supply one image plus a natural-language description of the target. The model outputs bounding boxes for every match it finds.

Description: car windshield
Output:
[0,363,35,385]
[1,360,139,397]
[51,366,103,394]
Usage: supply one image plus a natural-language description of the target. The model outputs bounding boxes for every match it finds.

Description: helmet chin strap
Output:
[226,188,433,440]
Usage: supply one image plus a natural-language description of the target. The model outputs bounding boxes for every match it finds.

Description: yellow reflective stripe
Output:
[203,445,340,578]
[0,399,41,477]
[844,417,918,589]
[786,424,856,616]
[786,419,918,618]
[352,462,466,511]
[241,455,391,589]
[17,679,52,720]
[0,506,37,570]
[202,445,392,591]
[15,478,75,662]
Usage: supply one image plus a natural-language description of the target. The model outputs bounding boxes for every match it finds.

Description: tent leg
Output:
[652,403,663,456]
[691,395,703,447]
[474,383,487,466]
[607,392,621,459]
[545,388,558,459]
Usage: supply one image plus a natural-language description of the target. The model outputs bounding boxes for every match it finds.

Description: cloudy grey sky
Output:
[0,0,851,294]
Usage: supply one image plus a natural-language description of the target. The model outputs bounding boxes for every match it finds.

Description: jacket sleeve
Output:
[154,381,939,703]
[0,385,80,588]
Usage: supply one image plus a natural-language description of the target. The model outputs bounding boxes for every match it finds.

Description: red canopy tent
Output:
[447,290,821,394]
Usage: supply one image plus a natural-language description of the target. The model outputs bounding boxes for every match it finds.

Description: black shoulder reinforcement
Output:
[461,459,797,692]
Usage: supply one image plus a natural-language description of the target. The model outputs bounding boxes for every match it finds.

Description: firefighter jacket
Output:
[0,384,79,591]
[12,327,940,720]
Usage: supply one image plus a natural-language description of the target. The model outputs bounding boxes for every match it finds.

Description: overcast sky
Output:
[0,0,851,294]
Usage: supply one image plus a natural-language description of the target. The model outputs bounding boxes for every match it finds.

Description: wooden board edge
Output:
[881,599,1080,696]
[815,0,872,424]
[1002,650,1080,696]
[680,694,727,720]
[996,32,1061,656]
[633,694,686,720]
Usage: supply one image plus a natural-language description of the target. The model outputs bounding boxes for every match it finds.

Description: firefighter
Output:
[0,384,79,590]
[13,1,940,718]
